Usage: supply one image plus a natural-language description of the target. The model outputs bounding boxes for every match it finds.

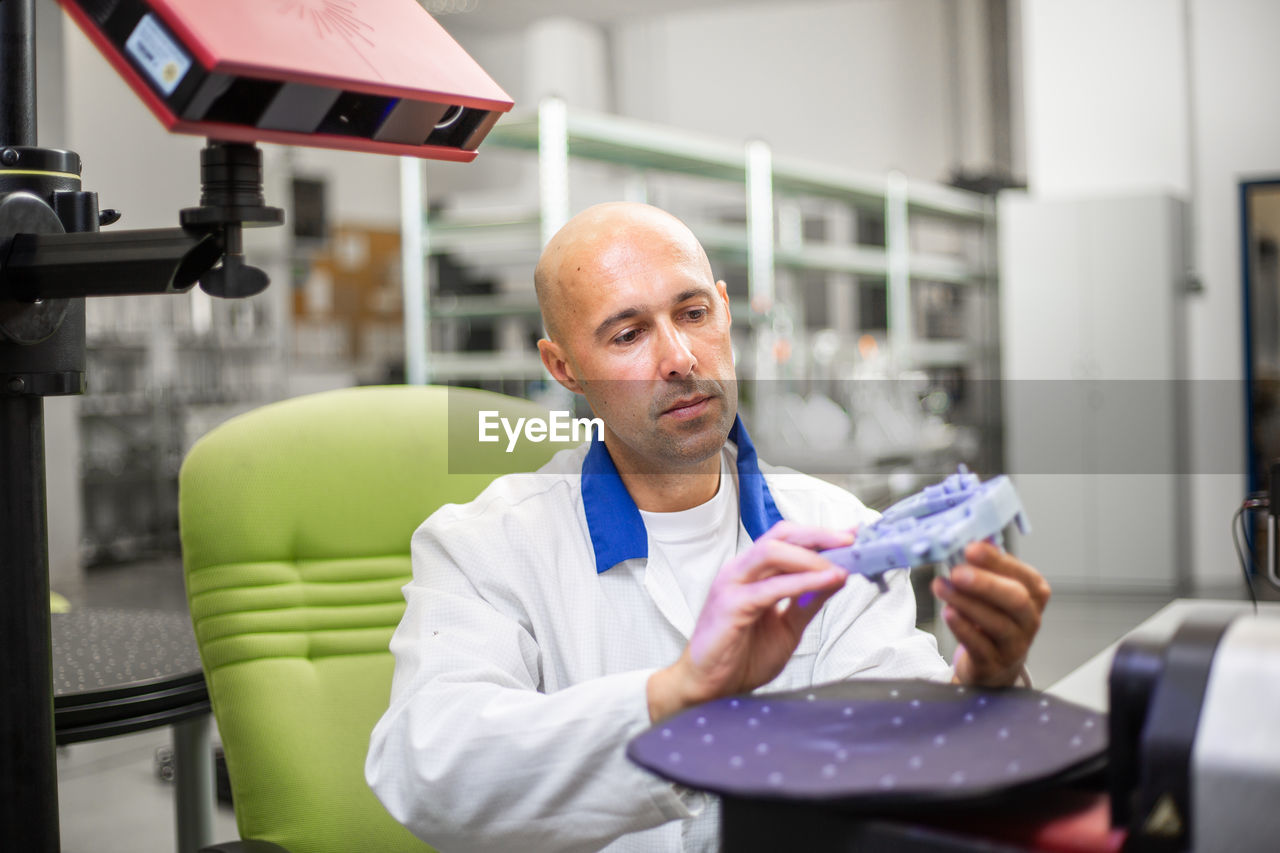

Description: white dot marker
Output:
[998,728,1009,740]
[835,748,849,761]
[729,755,744,768]
[890,689,900,698]
[933,734,947,747]
[950,771,966,785]
[756,743,769,755]
[696,716,707,727]
[661,728,673,739]
[1039,712,1051,724]
[964,712,975,723]
[892,716,904,726]
[768,772,784,787]
[747,717,759,728]
[1070,735,1083,748]
[909,755,924,770]
[843,707,854,717]
[761,705,771,714]
[702,733,715,745]
[668,752,682,763]
[806,693,817,702]
[1007,760,1020,774]
[879,774,896,789]
[821,764,838,778]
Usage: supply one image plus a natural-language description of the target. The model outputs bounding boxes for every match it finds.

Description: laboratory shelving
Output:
[80,290,285,565]
[402,97,1001,495]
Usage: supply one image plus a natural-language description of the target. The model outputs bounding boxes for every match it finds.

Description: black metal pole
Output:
[0,0,36,146]
[0,397,59,852]
[0,1,60,850]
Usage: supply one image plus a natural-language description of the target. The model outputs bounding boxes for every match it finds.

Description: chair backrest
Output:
[178,385,560,853]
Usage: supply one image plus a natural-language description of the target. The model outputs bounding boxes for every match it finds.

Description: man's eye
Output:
[685,308,707,321]
[615,329,640,344]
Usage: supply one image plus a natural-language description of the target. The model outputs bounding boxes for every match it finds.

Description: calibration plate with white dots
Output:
[627,679,1106,803]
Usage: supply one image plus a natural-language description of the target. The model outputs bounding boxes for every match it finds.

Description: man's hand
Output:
[647,521,852,722]
[931,541,1051,687]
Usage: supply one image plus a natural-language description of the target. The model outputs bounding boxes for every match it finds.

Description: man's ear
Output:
[538,338,584,394]
[716,280,732,328]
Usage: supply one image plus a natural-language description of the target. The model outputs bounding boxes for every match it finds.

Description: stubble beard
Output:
[644,377,737,471]
[584,377,739,475]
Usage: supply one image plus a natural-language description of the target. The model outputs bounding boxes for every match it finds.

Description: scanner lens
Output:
[434,105,464,129]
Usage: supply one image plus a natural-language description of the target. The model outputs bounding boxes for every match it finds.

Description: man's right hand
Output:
[646,521,853,722]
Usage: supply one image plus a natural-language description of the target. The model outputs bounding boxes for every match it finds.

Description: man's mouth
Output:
[661,395,714,419]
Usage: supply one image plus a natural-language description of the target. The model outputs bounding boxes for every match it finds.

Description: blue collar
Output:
[581,415,785,574]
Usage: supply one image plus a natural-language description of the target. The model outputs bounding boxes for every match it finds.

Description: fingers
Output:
[759,520,855,551]
[947,601,1003,681]
[936,566,1041,638]
[702,522,854,640]
[942,601,998,660]
[739,567,847,614]
[725,526,852,584]
[785,582,844,633]
[963,542,1052,611]
[934,546,1051,687]
[932,577,1032,651]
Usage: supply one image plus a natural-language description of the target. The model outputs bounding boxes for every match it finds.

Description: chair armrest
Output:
[199,841,291,853]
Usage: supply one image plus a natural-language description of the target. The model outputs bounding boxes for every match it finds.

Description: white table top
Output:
[1045,598,1280,712]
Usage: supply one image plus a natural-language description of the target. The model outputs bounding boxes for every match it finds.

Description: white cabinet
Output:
[999,193,1188,590]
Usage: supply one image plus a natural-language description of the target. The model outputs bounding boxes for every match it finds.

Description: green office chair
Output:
[178,385,561,853]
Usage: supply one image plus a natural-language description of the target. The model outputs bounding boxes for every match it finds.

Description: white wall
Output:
[429,0,992,211]
[613,0,958,179]
[1021,0,1280,588]
[1022,0,1190,197]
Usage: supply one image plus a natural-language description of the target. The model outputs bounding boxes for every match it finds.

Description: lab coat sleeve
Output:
[365,519,698,853]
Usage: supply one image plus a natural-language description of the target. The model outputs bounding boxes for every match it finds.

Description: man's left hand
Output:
[930,541,1051,687]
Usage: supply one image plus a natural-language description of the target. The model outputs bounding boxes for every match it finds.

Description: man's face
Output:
[539,222,738,474]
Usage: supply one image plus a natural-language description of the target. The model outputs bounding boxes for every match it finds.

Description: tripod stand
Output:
[1,3,280,848]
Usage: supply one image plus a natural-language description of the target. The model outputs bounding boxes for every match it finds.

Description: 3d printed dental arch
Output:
[818,466,1031,592]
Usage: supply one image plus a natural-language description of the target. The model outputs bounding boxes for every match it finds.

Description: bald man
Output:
[366,203,1050,853]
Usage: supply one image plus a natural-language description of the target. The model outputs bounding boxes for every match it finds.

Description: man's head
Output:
[535,202,738,475]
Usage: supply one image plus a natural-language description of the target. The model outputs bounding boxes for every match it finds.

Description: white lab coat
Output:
[366,440,951,853]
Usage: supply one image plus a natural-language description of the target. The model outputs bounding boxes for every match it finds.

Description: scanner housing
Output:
[56,0,513,160]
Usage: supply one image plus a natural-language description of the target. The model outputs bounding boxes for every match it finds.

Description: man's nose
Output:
[655,323,697,378]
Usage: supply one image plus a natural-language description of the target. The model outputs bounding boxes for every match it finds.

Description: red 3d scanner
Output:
[56,0,513,160]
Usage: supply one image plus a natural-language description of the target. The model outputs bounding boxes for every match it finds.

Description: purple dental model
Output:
[818,465,1031,591]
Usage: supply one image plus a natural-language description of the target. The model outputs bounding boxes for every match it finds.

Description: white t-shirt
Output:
[638,454,746,616]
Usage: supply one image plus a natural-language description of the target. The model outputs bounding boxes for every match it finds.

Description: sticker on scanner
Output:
[125,14,191,96]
